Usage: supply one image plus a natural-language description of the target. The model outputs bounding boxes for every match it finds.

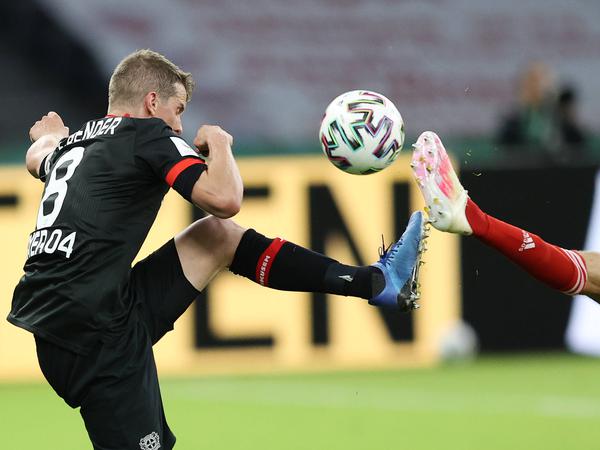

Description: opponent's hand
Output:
[193,125,233,157]
[29,112,69,143]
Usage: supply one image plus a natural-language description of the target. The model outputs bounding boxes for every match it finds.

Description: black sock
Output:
[229,229,384,300]
[322,263,386,299]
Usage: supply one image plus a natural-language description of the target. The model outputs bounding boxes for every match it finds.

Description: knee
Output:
[179,216,246,266]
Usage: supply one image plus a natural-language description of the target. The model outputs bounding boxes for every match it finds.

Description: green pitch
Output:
[3,353,600,449]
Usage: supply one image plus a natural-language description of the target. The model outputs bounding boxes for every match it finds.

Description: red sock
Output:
[465,198,587,294]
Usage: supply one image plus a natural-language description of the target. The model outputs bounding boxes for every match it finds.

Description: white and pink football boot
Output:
[411,131,472,235]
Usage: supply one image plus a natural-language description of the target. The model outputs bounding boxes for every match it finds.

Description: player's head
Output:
[108,49,195,134]
[518,61,555,108]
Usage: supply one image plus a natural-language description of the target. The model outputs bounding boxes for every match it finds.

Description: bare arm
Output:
[190,125,243,218]
[26,112,69,178]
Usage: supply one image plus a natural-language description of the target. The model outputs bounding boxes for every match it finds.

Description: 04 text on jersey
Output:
[27,228,76,259]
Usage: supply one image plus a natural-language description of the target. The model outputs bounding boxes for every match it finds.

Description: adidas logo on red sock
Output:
[518,231,536,252]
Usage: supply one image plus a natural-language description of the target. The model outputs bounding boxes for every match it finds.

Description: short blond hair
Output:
[108,49,195,110]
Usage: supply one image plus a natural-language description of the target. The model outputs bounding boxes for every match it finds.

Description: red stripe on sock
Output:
[466,199,587,294]
[561,250,587,295]
[561,250,583,294]
[574,251,589,293]
[255,238,286,286]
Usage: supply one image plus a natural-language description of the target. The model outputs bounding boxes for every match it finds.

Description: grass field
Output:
[2,353,600,449]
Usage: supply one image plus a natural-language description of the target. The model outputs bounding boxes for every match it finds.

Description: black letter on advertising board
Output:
[309,183,414,345]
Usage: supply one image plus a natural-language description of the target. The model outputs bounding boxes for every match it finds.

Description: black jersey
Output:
[8,116,206,354]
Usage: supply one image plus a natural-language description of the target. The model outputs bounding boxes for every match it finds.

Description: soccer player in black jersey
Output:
[8,49,426,450]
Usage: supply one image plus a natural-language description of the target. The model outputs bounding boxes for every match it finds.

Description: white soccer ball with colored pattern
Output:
[319,90,404,175]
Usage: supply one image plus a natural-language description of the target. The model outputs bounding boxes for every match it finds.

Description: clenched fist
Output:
[193,125,233,157]
[30,112,69,143]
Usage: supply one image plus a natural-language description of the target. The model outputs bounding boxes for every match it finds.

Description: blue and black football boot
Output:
[369,211,428,312]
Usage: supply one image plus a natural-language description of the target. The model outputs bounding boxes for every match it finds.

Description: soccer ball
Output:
[319,90,405,175]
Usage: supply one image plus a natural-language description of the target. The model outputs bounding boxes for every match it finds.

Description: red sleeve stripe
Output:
[165,158,204,187]
[255,238,287,286]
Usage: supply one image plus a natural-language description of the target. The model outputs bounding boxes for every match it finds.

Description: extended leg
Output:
[463,198,587,295]
[411,130,597,301]
[174,213,427,311]
[174,215,379,296]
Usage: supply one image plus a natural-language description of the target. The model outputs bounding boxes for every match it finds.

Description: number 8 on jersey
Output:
[37,146,84,229]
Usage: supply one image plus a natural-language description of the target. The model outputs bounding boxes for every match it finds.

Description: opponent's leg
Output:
[578,251,600,300]
[175,213,427,311]
[411,130,592,298]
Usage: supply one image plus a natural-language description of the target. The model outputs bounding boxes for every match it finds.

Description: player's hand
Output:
[29,112,69,143]
[193,125,233,157]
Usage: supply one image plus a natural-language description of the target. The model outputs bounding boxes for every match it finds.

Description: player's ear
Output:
[143,92,159,116]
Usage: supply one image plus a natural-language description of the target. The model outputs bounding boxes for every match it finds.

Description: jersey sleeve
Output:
[37,137,66,182]
[134,119,207,201]
[38,152,53,182]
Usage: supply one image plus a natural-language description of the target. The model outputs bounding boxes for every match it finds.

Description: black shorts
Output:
[34,239,200,450]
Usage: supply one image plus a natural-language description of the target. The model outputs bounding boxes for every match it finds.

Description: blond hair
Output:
[108,49,194,110]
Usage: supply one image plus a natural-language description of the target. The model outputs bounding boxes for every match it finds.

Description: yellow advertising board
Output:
[0,155,459,380]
